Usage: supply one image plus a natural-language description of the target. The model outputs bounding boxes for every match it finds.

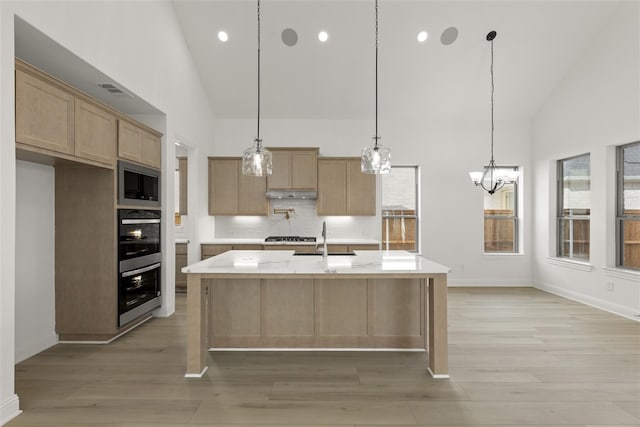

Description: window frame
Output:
[381,165,420,253]
[557,153,591,261]
[483,166,519,254]
[616,141,640,271]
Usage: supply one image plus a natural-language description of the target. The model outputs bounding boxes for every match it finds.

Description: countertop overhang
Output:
[182,250,450,278]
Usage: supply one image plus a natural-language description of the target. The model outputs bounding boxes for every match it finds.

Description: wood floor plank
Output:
[7,288,640,427]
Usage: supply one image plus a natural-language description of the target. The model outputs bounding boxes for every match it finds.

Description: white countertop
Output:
[182,250,450,276]
[201,238,380,246]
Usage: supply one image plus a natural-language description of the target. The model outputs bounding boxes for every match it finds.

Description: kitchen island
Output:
[182,250,450,378]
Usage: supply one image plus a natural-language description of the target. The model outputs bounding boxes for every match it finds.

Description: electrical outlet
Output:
[606,281,615,292]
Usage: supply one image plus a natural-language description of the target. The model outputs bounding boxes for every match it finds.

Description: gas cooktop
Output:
[265,236,316,243]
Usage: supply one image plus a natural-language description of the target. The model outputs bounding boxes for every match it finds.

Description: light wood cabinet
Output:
[318,158,376,216]
[263,245,317,253]
[175,243,188,293]
[177,157,188,215]
[267,148,318,190]
[74,99,116,165]
[201,244,263,260]
[208,158,268,216]
[118,119,161,169]
[15,68,75,155]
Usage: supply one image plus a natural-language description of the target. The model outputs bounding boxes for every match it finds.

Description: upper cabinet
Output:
[15,60,161,170]
[16,68,75,156]
[118,119,161,170]
[74,99,116,165]
[267,148,318,191]
[318,158,376,216]
[208,157,268,216]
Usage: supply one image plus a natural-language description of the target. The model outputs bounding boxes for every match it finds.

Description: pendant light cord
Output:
[374,0,379,147]
[256,0,261,144]
[489,35,494,163]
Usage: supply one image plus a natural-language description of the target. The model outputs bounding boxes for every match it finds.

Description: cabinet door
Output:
[74,99,116,165]
[118,120,142,162]
[142,131,161,169]
[349,244,379,251]
[291,150,318,190]
[347,159,376,215]
[209,159,239,215]
[201,244,233,260]
[317,159,347,215]
[239,173,268,215]
[177,157,188,215]
[175,243,188,292]
[16,69,75,155]
[267,150,291,190]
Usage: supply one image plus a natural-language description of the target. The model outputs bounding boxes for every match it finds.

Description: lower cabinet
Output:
[201,244,263,260]
[175,243,188,293]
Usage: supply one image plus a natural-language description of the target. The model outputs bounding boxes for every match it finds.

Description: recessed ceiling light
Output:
[218,31,228,42]
[417,31,428,43]
[318,31,329,42]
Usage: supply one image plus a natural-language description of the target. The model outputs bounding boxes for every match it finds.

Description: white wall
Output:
[0,2,217,423]
[532,2,640,318]
[14,161,56,364]
[212,117,534,285]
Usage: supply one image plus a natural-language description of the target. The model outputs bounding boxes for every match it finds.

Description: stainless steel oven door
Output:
[119,262,161,326]
[119,210,161,271]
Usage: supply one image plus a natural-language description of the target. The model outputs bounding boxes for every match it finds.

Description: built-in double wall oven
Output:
[118,208,161,326]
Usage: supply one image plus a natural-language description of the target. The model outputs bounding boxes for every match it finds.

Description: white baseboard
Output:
[0,394,21,426]
[14,332,58,363]
[534,281,640,321]
[448,280,533,287]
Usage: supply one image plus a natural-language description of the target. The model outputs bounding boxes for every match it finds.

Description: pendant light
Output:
[469,31,518,194]
[242,0,272,176]
[361,0,391,174]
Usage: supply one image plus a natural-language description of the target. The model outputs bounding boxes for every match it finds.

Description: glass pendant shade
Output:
[242,139,272,176]
[361,143,391,174]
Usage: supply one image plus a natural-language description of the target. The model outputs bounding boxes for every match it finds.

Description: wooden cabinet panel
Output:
[239,173,268,215]
[201,244,233,260]
[315,279,368,336]
[209,158,267,216]
[291,150,318,190]
[118,119,143,162]
[267,148,318,190]
[209,159,239,215]
[318,158,375,216]
[74,99,116,165]
[350,244,379,251]
[175,243,188,293]
[347,159,376,215]
[177,157,188,215]
[267,150,291,189]
[327,244,349,253]
[317,159,348,215]
[263,279,314,336]
[16,69,74,155]
[210,279,262,338]
[371,279,422,336]
[142,131,161,169]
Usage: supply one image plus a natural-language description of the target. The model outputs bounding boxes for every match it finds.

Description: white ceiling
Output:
[173,0,623,121]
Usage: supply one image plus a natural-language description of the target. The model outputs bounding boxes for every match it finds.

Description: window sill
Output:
[547,257,593,272]
[602,267,640,281]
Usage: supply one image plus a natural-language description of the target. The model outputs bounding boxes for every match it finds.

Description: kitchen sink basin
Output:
[293,252,356,256]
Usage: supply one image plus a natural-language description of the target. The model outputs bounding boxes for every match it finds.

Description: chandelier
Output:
[469,31,518,193]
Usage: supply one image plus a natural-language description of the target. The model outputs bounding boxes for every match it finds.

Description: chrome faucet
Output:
[316,221,327,258]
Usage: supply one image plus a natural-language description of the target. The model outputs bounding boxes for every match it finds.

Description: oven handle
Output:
[121,219,161,225]
[122,262,161,278]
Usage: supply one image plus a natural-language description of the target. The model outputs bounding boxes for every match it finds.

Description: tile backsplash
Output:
[214,199,380,240]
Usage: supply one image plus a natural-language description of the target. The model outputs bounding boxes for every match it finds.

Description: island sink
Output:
[293,251,356,256]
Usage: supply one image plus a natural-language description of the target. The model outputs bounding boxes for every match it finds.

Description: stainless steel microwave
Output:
[118,160,161,207]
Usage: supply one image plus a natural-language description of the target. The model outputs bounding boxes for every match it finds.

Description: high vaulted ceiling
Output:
[172,0,623,121]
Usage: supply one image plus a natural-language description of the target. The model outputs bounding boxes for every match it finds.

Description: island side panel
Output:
[186,274,208,377]
[428,274,449,377]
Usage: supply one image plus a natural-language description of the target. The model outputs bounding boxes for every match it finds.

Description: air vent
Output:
[98,83,130,97]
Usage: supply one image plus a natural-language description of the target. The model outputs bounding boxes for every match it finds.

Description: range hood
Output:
[266,190,317,200]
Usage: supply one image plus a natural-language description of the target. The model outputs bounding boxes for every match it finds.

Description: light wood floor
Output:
[8,287,640,426]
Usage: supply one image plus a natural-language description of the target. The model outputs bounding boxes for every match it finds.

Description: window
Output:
[557,154,590,260]
[382,166,419,252]
[484,167,519,253]
[617,141,640,270]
